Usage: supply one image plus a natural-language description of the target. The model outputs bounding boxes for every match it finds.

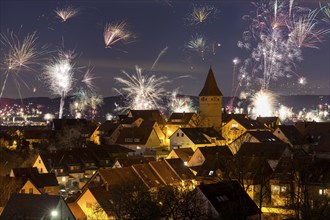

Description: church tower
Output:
[199,68,223,130]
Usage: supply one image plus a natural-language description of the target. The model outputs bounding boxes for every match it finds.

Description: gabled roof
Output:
[98,120,121,132]
[229,156,273,183]
[114,156,155,167]
[167,112,196,124]
[295,121,330,136]
[256,116,280,124]
[222,113,248,123]
[199,68,223,96]
[197,181,260,218]
[178,128,210,145]
[88,187,113,213]
[120,116,142,125]
[237,142,289,160]
[198,145,233,158]
[132,163,164,188]
[165,158,195,180]
[68,202,87,220]
[171,148,194,162]
[276,125,307,145]
[11,167,39,177]
[115,127,155,145]
[129,110,166,125]
[98,167,142,186]
[246,130,283,143]
[149,160,181,184]
[231,117,265,130]
[1,193,72,219]
[28,173,59,188]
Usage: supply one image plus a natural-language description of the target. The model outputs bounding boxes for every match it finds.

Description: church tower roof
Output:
[199,68,223,96]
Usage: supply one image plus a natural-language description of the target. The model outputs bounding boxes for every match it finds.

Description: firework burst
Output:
[104,21,134,48]
[43,56,75,119]
[185,4,218,25]
[236,0,329,92]
[0,31,46,98]
[250,89,276,118]
[71,89,103,119]
[185,35,207,60]
[114,65,169,112]
[54,6,80,22]
[169,91,195,113]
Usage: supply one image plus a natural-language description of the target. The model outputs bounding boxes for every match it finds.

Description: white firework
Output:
[114,65,169,111]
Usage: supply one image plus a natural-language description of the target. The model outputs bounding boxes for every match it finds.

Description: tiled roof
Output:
[29,173,59,188]
[276,125,307,145]
[233,118,265,130]
[167,112,196,124]
[198,181,260,217]
[179,128,211,145]
[237,142,289,160]
[199,68,223,96]
[115,156,156,167]
[115,127,154,145]
[149,160,181,184]
[98,120,120,132]
[165,158,195,180]
[132,163,164,188]
[172,148,194,162]
[129,110,166,125]
[98,167,141,186]
[198,145,233,158]
[246,130,283,143]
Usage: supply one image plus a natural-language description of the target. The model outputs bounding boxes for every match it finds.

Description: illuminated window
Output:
[136,146,141,150]
[319,189,326,195]
[231,123,238,128]
[272,185,280,191]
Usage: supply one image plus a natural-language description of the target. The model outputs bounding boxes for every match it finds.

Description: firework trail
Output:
[54,6,80,22]
[288,9,330,49]
[185,35,207,60]
[82,65,97,91]
[227,58,240,113]
[169,91,195,113]
[114,65,169,112]
[0,31,46,98]
[320,3,330,24]
[104,21,134,48]
[151,46,168,71]
[43,55,74,119]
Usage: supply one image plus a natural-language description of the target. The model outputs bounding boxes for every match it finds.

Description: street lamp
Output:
[51,210,58,217]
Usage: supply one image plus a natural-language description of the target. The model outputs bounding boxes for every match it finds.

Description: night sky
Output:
[0,0,329,99]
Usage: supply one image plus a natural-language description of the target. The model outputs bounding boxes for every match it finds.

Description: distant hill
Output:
[0,95,329,122]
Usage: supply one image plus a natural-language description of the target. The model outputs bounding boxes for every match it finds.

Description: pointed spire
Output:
[199,68,223,96]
